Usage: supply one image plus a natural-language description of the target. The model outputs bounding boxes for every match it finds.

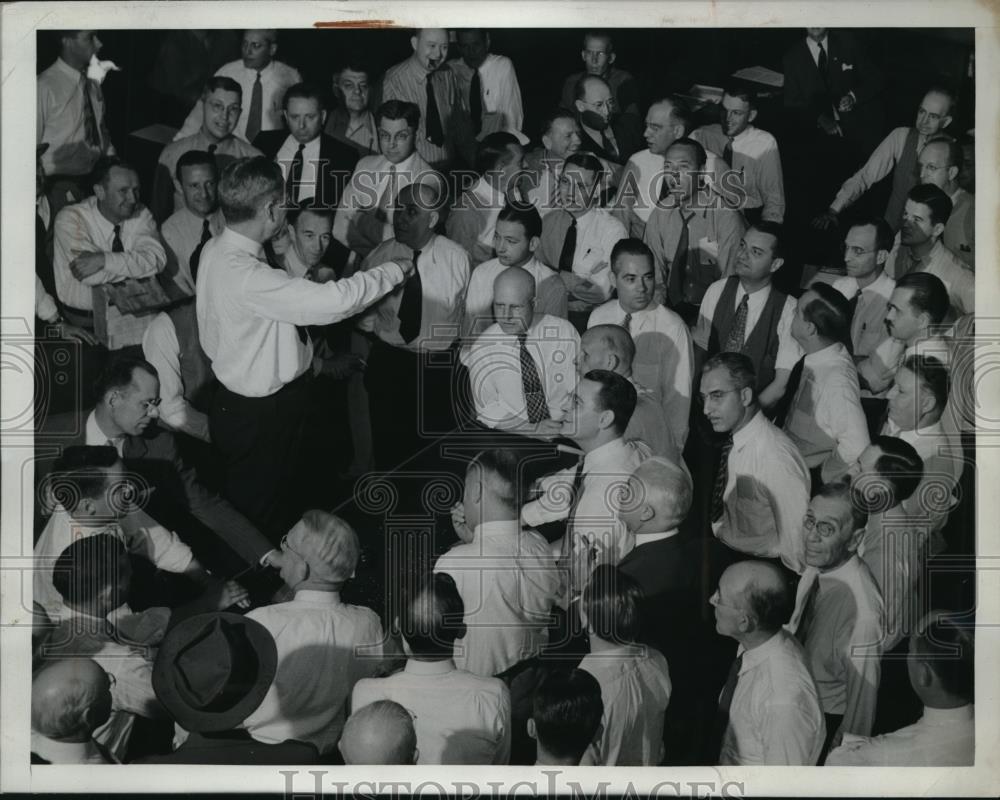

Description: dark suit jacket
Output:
[253,131,359,212]
[36,410,274,567]
[782,32,885,151]
[136,730,319,764]
[577,112,643,167]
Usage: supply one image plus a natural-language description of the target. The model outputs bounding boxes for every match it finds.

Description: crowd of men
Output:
[30,27,975,767]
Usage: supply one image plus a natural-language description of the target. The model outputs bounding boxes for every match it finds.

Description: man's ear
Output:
[428,209,440,231]
[574,99,586,115]
[947,165,960,184]
[77,498,97,517]
[93,183,107,203]
[528,235,540,255]
[526,718,537,740]
[876,249,889,267]
[319,109,329,129]
[748,108,758,125]
[597,408,615,431]
[639,503,656,524]
[769,257,784,274]
[454,621,468,641]
[411,35,419,53]
[914,658,935,689]
[931,221,946,241]
[268,42,278,59]
[607,51,617,67]
[941,113,953,130]
[847,526,866,553]
[739,386,754,408]
[606,353,621,373]
[412,746,420,764]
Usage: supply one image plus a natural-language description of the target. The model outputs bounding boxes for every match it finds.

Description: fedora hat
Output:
[152,612,277,732]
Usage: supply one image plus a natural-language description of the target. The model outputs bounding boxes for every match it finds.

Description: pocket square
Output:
[841,63,854,71]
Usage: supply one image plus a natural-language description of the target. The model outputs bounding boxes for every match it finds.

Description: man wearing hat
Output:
[142,611,319,763]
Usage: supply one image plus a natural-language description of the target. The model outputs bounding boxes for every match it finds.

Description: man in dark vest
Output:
[813,86,955,233]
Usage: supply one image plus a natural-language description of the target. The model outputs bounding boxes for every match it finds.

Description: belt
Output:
[63,305,94,318]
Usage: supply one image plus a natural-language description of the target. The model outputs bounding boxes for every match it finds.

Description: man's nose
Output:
[147,404,160,419]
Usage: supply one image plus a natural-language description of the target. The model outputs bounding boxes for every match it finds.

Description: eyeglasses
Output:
[280,534,304,560]
[582,98,615,113]
[700,388,740,404]
[803,515,839,539]
[841,245,875,257]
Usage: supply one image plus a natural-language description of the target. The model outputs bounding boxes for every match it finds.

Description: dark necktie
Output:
[189,217,213,281]
[398,248,423,343]
[774,356,806,429]
[469,69,483,134]
[518,332,548,423]
[722,293,750,353]
[817,43,829,85]
[246,70,263,143]
[708,652,744,763]
[623,313,632,333]
[424,74,444,147]
[601,129,618,160]
[558,216,577,272]
[207,143,218,156]
[710,434,733,523]
[723,136,734,168]
[111,224,124,253]
[847,288,862,322]
[287,143,305,203]
[667,211,693,306]
[79,71,100,149]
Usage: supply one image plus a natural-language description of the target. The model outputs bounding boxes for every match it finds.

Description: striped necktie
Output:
[518,333,548,423]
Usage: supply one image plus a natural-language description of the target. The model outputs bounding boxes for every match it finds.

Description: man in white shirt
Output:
[528,669,603,767]
[537,152,628,329]
[53,157,168,350]
[701,353,810,574]
[153,77,262,223]
[782,283,870,486]
[462,203,568,342]
[885,183,974,318]
[710,560,824,765]
[917,136,974,268]
[333,100,438,259]
[578,565,672,766]
[351,573,512,765]
[465,268,578,433]
[446,132,526,266]
[450,30,525,139]
[691,85,785,224]
[197,156,412,540]
[826,610,974,766]
[244,511,385,755]
[31,658,114,764]
[589,238,693,448]
[790,483,884,754]
[173,29,301,144]
[523,109,582,217]
[339,701,418,765]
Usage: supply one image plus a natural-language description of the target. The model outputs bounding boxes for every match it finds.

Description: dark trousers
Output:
[209,372,311,544]
[819,712,844,764]
[497,656,547,765]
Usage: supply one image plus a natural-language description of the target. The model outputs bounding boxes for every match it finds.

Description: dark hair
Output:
[52,533,128,607]
[455,28,489,43]
[469,448,527,511]
[175,149,218,183]
[895,272,950,326]
[849,216,895,256]
[907,183,953,227]
[398,573,465,657]
[610,238,654,273]
[913,610,974,701]
[94,354,158,401]
[582,565,643,644]
[582,30,614,51]
[287,196,336,228]
[532,669,603,762]
[376,99,420,131]
[540,107,578,140]
[923,83,957,117]
[282,81,328,112]
[744,568,793,633]
[748,220,785,260]
[218,156,283,224]
[924,135,964,173]
[814,480,869,534]
[474,131,521,177]
[203,75,243,99]
[582,369,637,435]
[562,152,605,190]
[665,136,707,169]
[48,445,120,513]
[702,352,757,396]
[496,202,542,240]
[870,435,924,504]
[803,282,852,345]
[902,354,950,414]
[334,53,372,78]
[723,83,757,109]
[91,156,138,188]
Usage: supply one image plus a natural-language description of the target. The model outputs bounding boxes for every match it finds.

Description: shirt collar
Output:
[738,628,787,672]
[242,61,275,78]
[583,436,629,471]
[292,589,342,604]
[921,704,974,724]
[86,409,121,446]
[819,553,861,579]
[55,57,84,79]
[736,280,772,302]
[633,529,680,547]
[283,243,311,279]
[220,226,265,259]
[472,519,522,539]
[382,151,417,173]
[803,341,847,367]
[31,733,105,763]
[731,126,756,143]
[897,421,945,444]
[404,658,457,675]
[732,407,765,448]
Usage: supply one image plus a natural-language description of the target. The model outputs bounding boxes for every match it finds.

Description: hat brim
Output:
[152,612,278,733]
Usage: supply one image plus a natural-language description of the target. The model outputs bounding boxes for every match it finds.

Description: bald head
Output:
[32,659,112,741]
[282,510,360,586]
[493,266,537,334]
[725,560,793,635]
[340,700,417,764]
[628,457,692,532]
[580,324,635,377]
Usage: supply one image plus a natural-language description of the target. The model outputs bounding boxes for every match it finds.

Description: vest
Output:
[166,300,215,413]
[709,277,787,392]
[884,127,921,232]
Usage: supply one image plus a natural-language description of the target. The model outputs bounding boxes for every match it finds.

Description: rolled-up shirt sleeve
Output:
[91,208,167,283]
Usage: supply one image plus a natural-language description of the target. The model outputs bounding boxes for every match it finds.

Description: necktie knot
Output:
[623,313,632,332]
[111,224,124,252]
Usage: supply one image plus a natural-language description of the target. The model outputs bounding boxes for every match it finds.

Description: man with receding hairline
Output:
[916,136,974,268]
[573,74,643,172]
[31,659,114,764]
[339,701,418,765]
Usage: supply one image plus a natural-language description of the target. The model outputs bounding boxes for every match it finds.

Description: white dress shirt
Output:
[196,227,405,396]
[435,520,563,677]
[160,206,226,295]
[692,124,785,222]
[694,278,802,371]
[243,589,385,754]
[885,237,974,318]
[832,270,896,360]
[830,127,928,215]
[275,134,322,203]
[34,505,193,622]
[589,300,694,448]
[141,311,211,442]
[448,53,525,136]
[357,234,470,353]
[173,59,302,142]
[783,342,870,482]
[714,409,811,573]
[351,659,511,765]
[826,704,974,766]
[37,57,112,176]
[526,156,563,218]
[860,334,952,397]
[719,629,825,766]
[465,315,579,428]
[463,256,569,340]
[579,645,672,766]
[539,207,628,302]
[789,557,884,736]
